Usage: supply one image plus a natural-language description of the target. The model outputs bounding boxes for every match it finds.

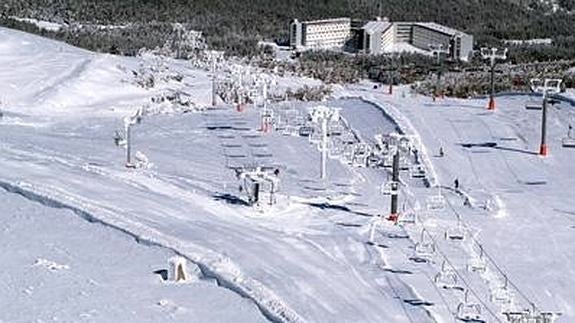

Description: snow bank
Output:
[0,179,304,323]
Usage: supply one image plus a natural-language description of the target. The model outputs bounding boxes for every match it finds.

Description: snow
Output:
[503,39,553,46]
[0,26,574,323]
[10,17,67,32]
[0,189,267,323]
[385,42,431,56]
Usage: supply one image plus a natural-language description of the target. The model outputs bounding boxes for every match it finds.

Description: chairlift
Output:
[342,144,356,164]
[366,153,382,168]
[562,137,575,148]
[445,222,466,241]
[467,246,487,273]
[426,194,446,211]
[490,276,513,306]
[298,126,313,137]
[525,97,542,110]
[412,241,436,263]
[410,164,427,178]
[562,125,575,148]
[398,211,416,224]
[308,127,322,143]
[456,302,483,322]
[328,119,344,136]
[328,139,344,159]
[503,309,560,323]
[352,143,371,167]
[381,181,400,196]
[434,262,461,290]
[397,154,410,171]
[280,125,295,136]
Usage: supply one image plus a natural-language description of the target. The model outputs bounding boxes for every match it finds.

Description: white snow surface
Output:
[1,27,574,323]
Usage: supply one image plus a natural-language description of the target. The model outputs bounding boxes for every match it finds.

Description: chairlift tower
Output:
[388,148,400,223]
[384,133,413,223]
[429,44,450,100]
[310,106,340,179]
[481,47,508,111]
[529,78,562,156]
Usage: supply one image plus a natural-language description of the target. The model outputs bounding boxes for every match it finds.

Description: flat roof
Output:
[362,21,392,34]
[414,22,468,37]
[300,17,351,26]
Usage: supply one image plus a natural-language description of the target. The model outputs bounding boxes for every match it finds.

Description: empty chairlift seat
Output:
[525,97,542,110]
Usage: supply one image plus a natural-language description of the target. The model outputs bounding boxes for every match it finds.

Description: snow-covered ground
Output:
[1,26,574,323]
[0,189,267,323]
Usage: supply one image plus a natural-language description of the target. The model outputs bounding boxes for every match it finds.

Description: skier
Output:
[439,146,445,157]
[454,178,459,190]
[569,124,573,139]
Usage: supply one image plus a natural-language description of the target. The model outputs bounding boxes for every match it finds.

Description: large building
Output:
[289,18,352,50]
[289,17,473,61]
[361,19,474,61]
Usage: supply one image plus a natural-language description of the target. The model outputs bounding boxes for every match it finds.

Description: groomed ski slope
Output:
[1,27,574,322]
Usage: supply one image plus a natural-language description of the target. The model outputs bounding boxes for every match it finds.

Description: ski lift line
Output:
[443,197,538,312]
[394,226,480,323]
[374,222,461,322]
[419,227,504,323]
[389,156,529,320]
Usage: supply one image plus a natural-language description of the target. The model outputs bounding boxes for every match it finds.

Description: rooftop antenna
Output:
[480,47,508,111]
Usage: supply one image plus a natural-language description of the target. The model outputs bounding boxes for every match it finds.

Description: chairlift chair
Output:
[490,277,513,306]
[562,126,575,148]
[562,137,575,148]
[308,127,322,143]
[434,268,460,290]
[383,154,394,168]
[352,144,371,167]
[412,241,436,263]
[328,138,344,159]
[342,144,356,164]
[298,126,313,137]
[398,211,416,224]
[410,164,427,178]
[366,153,382,168]
[525,97,542,110]
[445,222,466,241]
[456,302,483,322]
[526,78,544,110]
[328,120,343,136]
[467,248,487,273]
[381,181,400,196]
[426,194,446,211]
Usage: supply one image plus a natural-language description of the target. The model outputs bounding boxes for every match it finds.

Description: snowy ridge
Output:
[0,179,304,323]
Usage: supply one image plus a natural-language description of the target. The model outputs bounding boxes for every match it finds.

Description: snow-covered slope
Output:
[1,26,573,323]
